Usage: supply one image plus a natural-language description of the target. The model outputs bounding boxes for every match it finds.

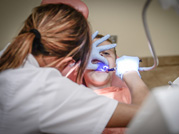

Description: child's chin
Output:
[92,74,109,81]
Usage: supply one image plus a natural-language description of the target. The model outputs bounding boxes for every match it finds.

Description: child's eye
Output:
[102,52,110,55]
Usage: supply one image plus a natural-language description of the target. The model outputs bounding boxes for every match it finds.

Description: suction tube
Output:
[139,0,159,71]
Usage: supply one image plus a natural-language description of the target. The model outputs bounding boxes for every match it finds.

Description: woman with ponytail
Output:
[0,3,149,134]
[0,3,91,82]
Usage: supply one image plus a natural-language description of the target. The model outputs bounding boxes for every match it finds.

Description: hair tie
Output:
[30,29,46,55]
[30,29,41,39]
[29,29,49,55]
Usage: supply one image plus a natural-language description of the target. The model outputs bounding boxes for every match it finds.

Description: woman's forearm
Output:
[123,71,149,105]
[106,71,149,128]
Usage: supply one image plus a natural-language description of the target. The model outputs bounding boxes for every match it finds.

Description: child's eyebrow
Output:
[103,48,115,53]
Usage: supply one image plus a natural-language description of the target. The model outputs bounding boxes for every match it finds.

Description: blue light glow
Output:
[95,62,109,72]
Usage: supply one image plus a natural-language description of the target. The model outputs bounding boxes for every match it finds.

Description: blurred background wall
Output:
[0,0,41,50]
[0,0,178,88]
[0,0,179,57]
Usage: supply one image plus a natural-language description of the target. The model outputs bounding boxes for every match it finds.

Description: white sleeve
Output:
[39,69,118,134]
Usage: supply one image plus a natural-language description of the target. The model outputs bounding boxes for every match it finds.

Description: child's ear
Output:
[58,57,75,68]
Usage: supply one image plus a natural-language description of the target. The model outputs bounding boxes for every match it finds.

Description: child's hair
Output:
[95,34,117,58]
[0,4,92,82]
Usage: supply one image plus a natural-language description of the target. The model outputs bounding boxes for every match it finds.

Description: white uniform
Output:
[0,54,118,134]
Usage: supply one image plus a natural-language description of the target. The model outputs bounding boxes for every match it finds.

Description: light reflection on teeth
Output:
[95,62,109,72]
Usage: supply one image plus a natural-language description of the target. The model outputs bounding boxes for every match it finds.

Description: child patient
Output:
[62,34,132,134]
[83,34,131,134]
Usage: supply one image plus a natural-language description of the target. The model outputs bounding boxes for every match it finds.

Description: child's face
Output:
[84,38,116,86]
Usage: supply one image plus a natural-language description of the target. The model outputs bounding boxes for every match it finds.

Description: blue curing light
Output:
[95,62,109,72]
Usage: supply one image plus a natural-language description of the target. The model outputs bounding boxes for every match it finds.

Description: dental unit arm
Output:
[139,0,179,71]
[139,0,159,71]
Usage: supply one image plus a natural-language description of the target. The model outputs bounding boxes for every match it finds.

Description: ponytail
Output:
[0,4,91,83]
[0,33,34,71]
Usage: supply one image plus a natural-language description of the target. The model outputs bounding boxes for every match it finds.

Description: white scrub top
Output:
[0,54,118,134]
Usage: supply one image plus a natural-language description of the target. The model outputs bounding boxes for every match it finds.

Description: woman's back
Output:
[0,54,118,134]
[0,54,52,134]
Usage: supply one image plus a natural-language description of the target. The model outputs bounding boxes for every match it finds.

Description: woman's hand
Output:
[115,55,141,80]
[86,31,116,70]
